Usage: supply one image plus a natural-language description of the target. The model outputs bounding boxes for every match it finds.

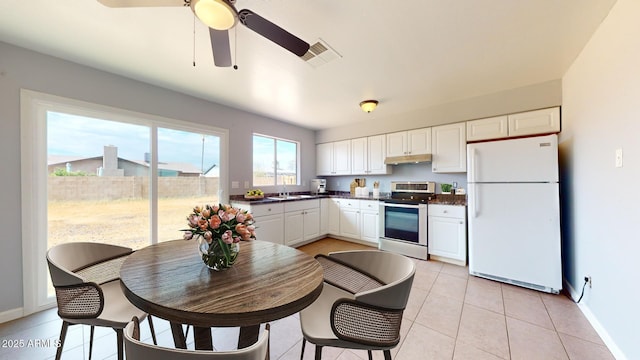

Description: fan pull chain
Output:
[233,26,238,70]
[192,13,196,67]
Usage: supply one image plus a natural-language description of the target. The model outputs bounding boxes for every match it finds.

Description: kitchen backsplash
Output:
[323,163,468,193]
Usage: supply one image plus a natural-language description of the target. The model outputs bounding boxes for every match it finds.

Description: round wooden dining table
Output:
[120,239,324,350]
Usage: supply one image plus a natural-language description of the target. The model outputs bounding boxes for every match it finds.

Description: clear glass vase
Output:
[198,236,240,271]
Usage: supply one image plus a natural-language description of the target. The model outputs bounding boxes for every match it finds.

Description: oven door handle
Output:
[382,202,426,209]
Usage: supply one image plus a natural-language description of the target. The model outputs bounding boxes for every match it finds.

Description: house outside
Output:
[47,145,218,201]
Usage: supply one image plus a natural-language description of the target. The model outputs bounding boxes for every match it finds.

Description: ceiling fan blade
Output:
[210,28,232,67]
[238,9,310,57]
[97,0,184,7]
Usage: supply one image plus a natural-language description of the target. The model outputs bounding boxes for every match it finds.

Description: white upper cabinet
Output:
[466,107,561,142]
[407,128,432,155]
[466,116,508,141]
[350,137,368,175]
[351,135,391,175]
[386,127,431,157]
[508,107,560,137]
[367,135,390,174]
[386,131,407,157]
[432,122,466,173]
[333,140,351,175]
[316,140,351,176]
[316,143,333,176]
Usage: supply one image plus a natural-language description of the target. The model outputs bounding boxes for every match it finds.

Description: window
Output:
[252,134,299,186]
[21,90,228,313]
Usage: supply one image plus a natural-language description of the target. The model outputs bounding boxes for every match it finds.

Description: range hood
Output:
[384,154,432,165]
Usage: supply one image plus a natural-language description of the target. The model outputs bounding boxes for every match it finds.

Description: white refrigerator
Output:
[467,134,562,293]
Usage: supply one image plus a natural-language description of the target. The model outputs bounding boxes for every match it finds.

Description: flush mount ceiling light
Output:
[190,0,237,30]
[360,100,379,113]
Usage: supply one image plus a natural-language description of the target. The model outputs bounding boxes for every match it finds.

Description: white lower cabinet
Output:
[328,198,341,235]
[320,198,330,235]
[428,204,467,265]
[284,200,321,247]
[339,199,360,239]
[232,202,284,244]
[334,199,380,245]
[359,200,379,245]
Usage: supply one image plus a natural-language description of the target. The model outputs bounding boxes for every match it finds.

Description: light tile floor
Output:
[0,239,614,360]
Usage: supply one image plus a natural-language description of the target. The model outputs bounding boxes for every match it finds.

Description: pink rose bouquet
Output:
[183,203,255,270]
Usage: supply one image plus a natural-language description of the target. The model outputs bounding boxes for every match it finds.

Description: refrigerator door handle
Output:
[470,148,478,181]
[472,185,479,218]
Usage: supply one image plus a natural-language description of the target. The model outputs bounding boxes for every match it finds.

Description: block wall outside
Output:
[47,176,219,201]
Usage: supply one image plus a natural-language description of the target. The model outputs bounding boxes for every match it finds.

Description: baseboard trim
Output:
[563,278,627,360]
[0,307,24,324]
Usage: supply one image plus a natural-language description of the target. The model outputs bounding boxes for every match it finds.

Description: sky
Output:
[47,111,220,172]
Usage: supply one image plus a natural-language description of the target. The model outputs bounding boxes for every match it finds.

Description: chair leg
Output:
[300,338,306,360]
[368,350,373,360]
[116,329,124,360]
[383,349,392,360]
[55,321,69,360]
[89,326,95,360]
[314,345,323,360]
[147,315,157,345]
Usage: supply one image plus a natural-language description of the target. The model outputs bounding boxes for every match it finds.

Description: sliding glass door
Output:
[22,90,227,312]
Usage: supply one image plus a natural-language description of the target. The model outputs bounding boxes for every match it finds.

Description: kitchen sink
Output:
[266,194,315,200]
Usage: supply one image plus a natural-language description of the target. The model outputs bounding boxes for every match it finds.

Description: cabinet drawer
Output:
[359,200,379,211]
[284,199,320,213]
[339,199,360,210]
[250,203,284,217]
[428,204,465,218]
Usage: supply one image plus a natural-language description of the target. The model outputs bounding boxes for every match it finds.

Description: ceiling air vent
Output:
[302,39,341,68]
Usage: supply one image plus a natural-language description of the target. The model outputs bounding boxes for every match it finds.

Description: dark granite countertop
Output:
[230,192,466,206]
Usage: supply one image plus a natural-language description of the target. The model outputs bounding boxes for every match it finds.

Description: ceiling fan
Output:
[97,0,310,67]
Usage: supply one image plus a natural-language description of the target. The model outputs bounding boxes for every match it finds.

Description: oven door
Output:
[380,202,427,246]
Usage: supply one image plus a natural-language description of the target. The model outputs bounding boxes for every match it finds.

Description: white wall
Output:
[560,0,639,358]
[316,80,562,144]
[0,41,316,315]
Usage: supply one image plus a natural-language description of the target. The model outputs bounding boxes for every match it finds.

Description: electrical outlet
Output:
[244,181,250,189]
[231,181,239,189]
[585,276,592,288]
[615,148,623,168]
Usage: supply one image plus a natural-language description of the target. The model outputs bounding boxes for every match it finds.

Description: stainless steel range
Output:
[379,181,435,260]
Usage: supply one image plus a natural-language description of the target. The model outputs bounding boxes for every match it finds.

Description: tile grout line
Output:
[540,294,573,360]
[500,284,513,360]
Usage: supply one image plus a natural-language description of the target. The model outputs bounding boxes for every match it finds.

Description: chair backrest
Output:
[124,318,270,360]
[47,242,132,286]
[327,250,416,310]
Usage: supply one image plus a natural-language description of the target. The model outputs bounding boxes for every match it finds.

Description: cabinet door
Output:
[508,107,560,137]
[386,131,407,157]
[320,198,330,235]
[360,210,379,244]
[428,216,466,261]
[328,199,341,235]
[367,135,390,174]
[351,137,367,175]
[303,208,320,241]
[284,211,304,246]
[316,143,333,176]
[466,116,508,141]
[340,208,360,239]
[407,128,431,155]
[254,214,284,244]
[432,123,466,173]
[333,140,351,175]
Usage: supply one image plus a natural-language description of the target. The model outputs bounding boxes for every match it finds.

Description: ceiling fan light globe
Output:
[191,0,237,30]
